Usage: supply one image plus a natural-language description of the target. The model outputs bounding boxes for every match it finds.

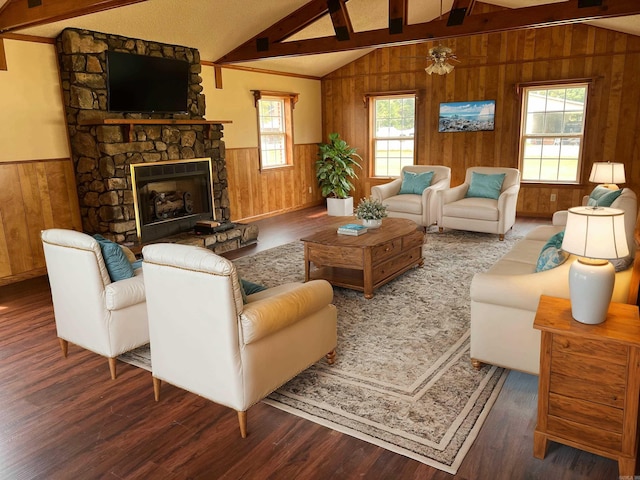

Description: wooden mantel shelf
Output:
[78,118,232,142]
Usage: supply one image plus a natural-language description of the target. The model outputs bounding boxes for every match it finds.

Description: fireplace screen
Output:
[131,158,215,242]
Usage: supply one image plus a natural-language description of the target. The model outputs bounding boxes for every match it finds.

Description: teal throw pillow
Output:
[535,231,569,272]
[399,171,434,195]
[586,186,623,207]
[131,259,143,270]
[239,278,268,304]
[465,172,506,200]
[93,234,135,282]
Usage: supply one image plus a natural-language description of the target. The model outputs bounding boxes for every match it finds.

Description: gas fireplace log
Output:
[152,190,193,219]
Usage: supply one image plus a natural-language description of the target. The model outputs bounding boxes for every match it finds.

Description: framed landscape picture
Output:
[438,100,495,133]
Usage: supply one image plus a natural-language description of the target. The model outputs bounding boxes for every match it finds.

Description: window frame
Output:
[517,82,590,185]
[252,90,298,171]
[365,91,417,178]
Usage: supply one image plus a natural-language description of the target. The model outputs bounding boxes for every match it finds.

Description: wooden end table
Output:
[301,217,424,299]
[533,295,640,477]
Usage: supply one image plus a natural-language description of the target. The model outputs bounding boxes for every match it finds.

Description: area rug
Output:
[120,227,525,474]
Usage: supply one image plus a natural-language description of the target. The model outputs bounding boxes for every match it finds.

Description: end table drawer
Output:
[552,335,628,365]
[547,416,622,453]
[548,393,623,433]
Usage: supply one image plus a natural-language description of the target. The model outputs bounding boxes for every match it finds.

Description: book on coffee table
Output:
[337,224,368,236]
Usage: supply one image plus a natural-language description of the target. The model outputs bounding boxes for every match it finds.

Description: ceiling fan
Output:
[402,0,460,75]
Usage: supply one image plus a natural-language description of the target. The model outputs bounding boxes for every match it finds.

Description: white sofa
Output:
[470,188,637,375]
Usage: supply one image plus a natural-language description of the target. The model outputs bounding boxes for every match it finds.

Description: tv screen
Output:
[107,51,189,113]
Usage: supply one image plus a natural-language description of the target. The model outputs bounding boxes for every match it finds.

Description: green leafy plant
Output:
[355,197,388,220]
[315,133,362,199]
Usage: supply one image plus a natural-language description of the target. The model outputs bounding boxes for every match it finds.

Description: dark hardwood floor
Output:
[0,207,622,479]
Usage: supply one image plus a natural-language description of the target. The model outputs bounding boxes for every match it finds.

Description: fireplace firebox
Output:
[131,158,215,243]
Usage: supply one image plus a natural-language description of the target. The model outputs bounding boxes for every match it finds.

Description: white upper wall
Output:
[202,66,322,149]
[0,39,70,162]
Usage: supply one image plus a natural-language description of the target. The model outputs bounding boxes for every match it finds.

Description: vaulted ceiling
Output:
[1,0,640,77]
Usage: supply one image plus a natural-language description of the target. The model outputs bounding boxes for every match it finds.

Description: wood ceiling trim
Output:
[388,0,407,34]
[328,0,353,41]
[217,0,640,64]
[0,0,148,33]
[0,38,6,70]
[447,0,476,26]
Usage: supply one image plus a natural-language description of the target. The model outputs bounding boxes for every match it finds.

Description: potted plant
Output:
[355,197,388,229]
[316,133,362,216]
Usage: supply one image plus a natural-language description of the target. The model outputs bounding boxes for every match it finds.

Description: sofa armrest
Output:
[371,178,402,201]
[552,210,568,226]
[105,269,146,310]
[240,280,334,344]
[439,183,468,204]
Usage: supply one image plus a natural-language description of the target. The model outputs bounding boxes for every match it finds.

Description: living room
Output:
[2,0,640,478]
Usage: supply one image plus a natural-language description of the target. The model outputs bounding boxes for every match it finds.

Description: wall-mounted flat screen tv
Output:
[107,51,189,113]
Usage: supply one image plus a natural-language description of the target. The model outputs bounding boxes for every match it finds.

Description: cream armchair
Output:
[371,165,451,228]
[41,229,149,379]
[142,243,338,438]
[438,167,521,240]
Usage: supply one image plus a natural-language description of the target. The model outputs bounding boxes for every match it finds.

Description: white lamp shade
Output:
[589,162,626,184]
[562,206,629,260]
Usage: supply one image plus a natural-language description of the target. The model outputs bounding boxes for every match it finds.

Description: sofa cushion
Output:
[466,172,505,200]
[399,171,434,195]
[442,197,499,221]
[535,231,569,272]
[383,194,423,215]
[93,234,135,282]
[587,186,623,207]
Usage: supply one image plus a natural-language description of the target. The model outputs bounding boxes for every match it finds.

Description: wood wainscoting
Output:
[0,158,82,286]
[226,143,324,222]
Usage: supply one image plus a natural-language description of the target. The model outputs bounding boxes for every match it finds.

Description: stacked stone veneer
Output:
[56,28,230,243]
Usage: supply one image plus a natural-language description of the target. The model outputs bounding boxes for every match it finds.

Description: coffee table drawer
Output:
[373,246,422,284]
[307,244,363,268]
[403,230,425,249]
[371,239,402,264]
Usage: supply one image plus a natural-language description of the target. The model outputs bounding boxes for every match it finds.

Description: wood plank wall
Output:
[0,158,82,286]
[322,9,640,217]
[226,143,323,221]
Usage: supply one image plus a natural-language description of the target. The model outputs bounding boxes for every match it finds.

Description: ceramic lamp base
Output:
[568,258,615,325]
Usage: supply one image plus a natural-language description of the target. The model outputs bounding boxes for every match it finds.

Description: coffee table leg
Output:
[364,249,373,299]
[304,244,311,282]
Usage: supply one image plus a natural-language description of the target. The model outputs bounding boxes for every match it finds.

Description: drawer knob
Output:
[559,339,570,349]
[385,246,391,252]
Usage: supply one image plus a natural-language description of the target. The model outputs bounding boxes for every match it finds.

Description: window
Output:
[370,94,416,177]
[253,91,297,169]
[519,83,589,183]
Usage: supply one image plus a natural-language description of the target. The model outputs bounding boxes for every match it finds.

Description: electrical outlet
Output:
[550,193,557,202]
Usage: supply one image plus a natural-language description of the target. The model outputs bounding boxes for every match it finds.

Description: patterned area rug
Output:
[120,227,525,474]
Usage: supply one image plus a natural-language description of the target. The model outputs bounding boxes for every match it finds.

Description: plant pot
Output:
[327,197,354,216]
[362,218,383,229]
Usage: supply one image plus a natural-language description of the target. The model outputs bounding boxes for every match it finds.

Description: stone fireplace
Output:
[55,28,257,252]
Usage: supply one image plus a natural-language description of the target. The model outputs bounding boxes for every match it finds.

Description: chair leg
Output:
[499,234,505,241]
[153,377,161,401]
[58,338,68,358]
[237,410,247,438]
[438,227,444,233]
[108,357,117,380]
[326,349,337,365]
[471,358,483,370]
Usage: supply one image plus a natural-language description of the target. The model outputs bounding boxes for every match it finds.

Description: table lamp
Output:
[561,206,628,324]
[589,162,625,190]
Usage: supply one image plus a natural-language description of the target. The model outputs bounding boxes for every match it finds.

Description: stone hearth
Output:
[55,28,254,252]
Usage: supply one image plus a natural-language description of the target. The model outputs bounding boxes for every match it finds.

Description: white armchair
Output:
[371,165,451,228]
[41,229,149,379]
[142,243,338,438]
[438,167,521,240]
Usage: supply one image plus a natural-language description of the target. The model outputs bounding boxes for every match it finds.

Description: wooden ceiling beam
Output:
[388,0,407,34]
[216,0,640,64]
[328,0,353,41]
[0,0,148,33]
[447,0,476,26]
[241,0,330,54]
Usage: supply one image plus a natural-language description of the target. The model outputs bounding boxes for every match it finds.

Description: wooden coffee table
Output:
[301,217,424,299]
